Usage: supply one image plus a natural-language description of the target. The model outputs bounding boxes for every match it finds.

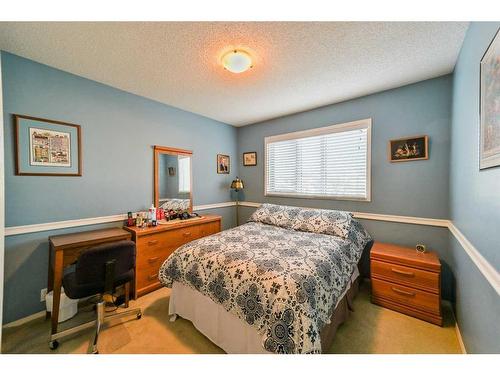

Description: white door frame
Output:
[0,52,5,350]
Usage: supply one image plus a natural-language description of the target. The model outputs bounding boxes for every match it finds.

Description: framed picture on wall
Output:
[389,135,428,162]
[14,114,82,176]
[243,151,257,166]
[217,154,230,174]
[479,28,500,170]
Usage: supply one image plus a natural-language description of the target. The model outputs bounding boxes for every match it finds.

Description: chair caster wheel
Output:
[137,312,142,320]
[92,350,99,354]
[49,340,59,350]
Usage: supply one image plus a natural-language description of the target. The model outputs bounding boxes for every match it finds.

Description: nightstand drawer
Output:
[371,259,439,293]
[371,278,440,315]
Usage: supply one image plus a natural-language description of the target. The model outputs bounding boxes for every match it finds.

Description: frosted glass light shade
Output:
[222,50,252,73]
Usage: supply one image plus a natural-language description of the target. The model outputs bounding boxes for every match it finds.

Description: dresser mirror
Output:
[154,146,193,213]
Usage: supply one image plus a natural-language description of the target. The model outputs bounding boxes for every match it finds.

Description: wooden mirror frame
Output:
[153,145,193,212]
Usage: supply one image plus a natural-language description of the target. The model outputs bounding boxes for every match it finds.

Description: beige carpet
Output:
[2,282,462,354]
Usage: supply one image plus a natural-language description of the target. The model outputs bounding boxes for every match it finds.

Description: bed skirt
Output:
[319,276,360,352]
[168,270,360,354]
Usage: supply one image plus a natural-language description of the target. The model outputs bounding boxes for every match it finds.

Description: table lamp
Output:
[230,177,244,226]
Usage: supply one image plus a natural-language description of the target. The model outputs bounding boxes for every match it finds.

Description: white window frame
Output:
[178,155,191,194]
[264,118,372,202]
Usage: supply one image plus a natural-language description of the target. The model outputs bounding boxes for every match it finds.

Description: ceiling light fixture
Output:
[221,50,253,73]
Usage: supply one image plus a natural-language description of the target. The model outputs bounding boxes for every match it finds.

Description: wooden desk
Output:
[47,227,132,336]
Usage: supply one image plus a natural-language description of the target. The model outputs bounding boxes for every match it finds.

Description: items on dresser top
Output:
[124,214,221,298]
[47,228,132,338]
[370,242,442,326]
[127,208,200,228]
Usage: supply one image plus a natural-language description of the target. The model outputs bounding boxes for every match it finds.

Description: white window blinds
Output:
[265,119,371,201]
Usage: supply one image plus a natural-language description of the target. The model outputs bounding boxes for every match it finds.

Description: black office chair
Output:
[49,240,142,354]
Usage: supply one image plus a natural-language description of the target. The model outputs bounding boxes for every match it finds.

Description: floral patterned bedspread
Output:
[159,220,371,353]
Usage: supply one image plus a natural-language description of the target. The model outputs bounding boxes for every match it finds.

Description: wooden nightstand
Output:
[370,242,442,326]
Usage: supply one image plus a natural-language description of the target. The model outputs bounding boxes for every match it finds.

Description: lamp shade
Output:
[230,177,244,191]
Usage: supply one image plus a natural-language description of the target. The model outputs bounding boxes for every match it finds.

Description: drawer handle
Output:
[148,274,158,281]
[182,232,191,237]
[391,268,415,277]
[391,287,416,297]
[147,240,159,246]
[148,257,159,263]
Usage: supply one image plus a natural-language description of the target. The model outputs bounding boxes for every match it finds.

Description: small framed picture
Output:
[389,135,428,163]
[243,151,257,166]
[14,114,82,176]
[217,154,230,174]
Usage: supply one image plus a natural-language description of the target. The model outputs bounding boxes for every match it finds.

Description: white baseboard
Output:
[4,202,236,236]
[448,222,500,295]
[239,201,449,227]
[443,301,467,354]
[238,201,260,208]
[5,214,128,236]
[194,202,236,210]
[455,321,467,354]
[2,310,45,329]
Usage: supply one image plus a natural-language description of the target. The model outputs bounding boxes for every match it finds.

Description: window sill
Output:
[264,192,371,202]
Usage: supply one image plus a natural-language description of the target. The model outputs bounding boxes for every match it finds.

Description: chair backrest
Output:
[75,240,136,286]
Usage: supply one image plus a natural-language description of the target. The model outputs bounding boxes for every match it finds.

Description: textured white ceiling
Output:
[0,22,468,126]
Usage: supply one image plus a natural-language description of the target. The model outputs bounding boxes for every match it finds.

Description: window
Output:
[178,155,191,193]
[265,119,371,201]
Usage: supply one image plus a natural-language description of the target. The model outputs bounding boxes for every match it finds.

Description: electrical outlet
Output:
[40,288,48,302]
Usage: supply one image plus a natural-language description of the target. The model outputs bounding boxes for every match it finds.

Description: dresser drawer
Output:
[371,278,440,315]
[137,231,172,251]
[170,225,201,244]
[371,259,439,294]
[198,221,220,237]
[136,262,162,290]
[136,247,171,269]
[137,226,197,253]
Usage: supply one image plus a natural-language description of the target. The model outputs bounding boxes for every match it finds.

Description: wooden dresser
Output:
[124,215,221,298]
[370,242,442,326]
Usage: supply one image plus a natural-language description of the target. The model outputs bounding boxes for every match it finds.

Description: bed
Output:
[159,204,372,354]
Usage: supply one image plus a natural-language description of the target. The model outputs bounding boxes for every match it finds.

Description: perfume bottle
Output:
[136,212,143,227]
[126,211,134,227]
[149,204,157,226]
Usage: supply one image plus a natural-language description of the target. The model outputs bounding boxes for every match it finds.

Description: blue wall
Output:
[237,76,455,299]
[1,52,237,323]
[238,75,452,219]
[2,52,238,226]
[449,22,500,353]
